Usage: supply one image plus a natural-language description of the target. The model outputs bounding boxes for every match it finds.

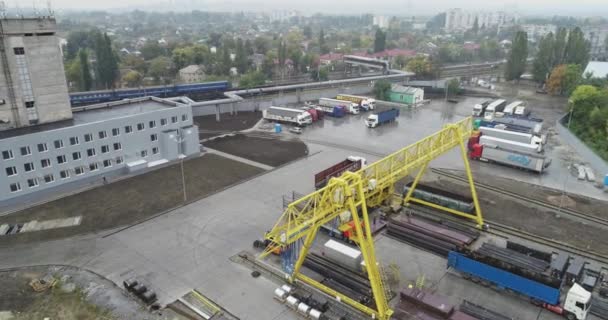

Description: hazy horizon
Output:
[6,0,608,17]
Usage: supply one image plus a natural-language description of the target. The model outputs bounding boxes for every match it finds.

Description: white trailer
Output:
[480,135,542,154]
[319,98,360,114]
[503,101,525,115]
[263,106,313,126]
[477,145,551,173]
[479,127,544,147]
[336,94,375,110]
[483,99,507,120]
[321,239,362,272]
[494,116,543,134]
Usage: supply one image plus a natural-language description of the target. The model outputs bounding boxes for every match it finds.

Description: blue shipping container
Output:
[447,251,561,305]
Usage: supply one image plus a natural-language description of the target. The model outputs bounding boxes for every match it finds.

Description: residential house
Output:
[178,65,206,84]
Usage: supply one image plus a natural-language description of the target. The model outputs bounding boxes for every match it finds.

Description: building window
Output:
[149,120,156,128]
[2,150,13,160]
[20,146,31,156]
[125,125,133,134]
[75,166,85,175]
[13,47,25,55]
[112,128,120,136]
[89,163,99,171]
[24,162,35,172]
[161,118,167,126]
[152,147,159,154]
[171,116,178,123]
[70,136,79,145]
[137,123,145,131]
[103,159,112,167]
[113,142,122,151]
[41,158,51,168]
[60,170,70,179]
[25,101,35,108]
[101,145,109,153]
[116,156,124,164]
[150,134,158,142]
[57,155,67,164]
[27,178,39,188]
[10,182,21,192]
[87,148,96,157]
[182,114,188,121]
[72,152,81,160]
[54,139,64,149]
[98,130,107,139]
[141,150,148,157]
[5,166,17,176]
[37,143,48,153]
[84,133,93,142]
[44,174,55,183]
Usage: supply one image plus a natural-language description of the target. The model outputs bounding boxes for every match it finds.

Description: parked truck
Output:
[315,105,346,118]
[479,126,545,147]
[365,108,399,128]
[469,136,551,173]
[476,119,539,135]
[314,156,367,189]
[448,251,592,320]
[336,94,375,111]
[483,99,507,120]
[472,100,491,117]
[494,115,544,134]
[301,107,323,122]
[503,101,525,115]
[319,98,360,114]
[263,106,313,126]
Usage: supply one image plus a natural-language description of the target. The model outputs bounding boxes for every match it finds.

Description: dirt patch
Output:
[194,111,262,139]
[426,173,608,255]
[0,153,264,245]
[204,134,308,167]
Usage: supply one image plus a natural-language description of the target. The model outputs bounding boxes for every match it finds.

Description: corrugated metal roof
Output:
[390,84,423,94]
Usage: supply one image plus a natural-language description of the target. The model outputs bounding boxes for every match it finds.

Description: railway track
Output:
[431,168,608,229]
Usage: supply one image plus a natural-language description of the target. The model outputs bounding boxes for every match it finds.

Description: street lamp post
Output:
[558,103,575,214]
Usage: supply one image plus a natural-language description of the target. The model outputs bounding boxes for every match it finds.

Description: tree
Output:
[311,66,329,81]
[122,70,143,88]
[547,64,582,95]
[140,40,165,60]
[172,47,192,71]
[471,17,479,35]
[373,79,392,100]
[406,56,433,79]
[261,52,276,78]
[319,29,329,54]
[148,57,171,83]
[65,58,81,90]
[532,32,555,82]
[94,32,118,89]
[239,71,266,88]
[66,31,92,60]
[479,40,501,61]
[122,55,147,74]
[394,55,408,69]
[235,38,250,74]
[504,31,528,81]
[563,27,590,67]
[374,29,386,53]
[552,28,568,66]
[447,78,461,97]
[78,49,92,91]
[253,36,271,54]
[303,25,313,40]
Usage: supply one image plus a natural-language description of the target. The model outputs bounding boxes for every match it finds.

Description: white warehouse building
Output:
[0,97,200,204]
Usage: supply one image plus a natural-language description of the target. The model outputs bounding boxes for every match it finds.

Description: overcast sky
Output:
[10,0,608,16]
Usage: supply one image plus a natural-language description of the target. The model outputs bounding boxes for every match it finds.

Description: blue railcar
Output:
[448,251,560,305]
[70,81,231,106]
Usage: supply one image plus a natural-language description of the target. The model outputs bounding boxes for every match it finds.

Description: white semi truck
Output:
[319,98,360,114]
[263,106,313,126]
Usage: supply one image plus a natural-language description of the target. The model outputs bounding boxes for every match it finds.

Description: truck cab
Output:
[297,112,313,126]
[365,114,380,128]
[562,283,591,320]
[362,99,376,111]
[348,103,360,114]
[473,101,490,117]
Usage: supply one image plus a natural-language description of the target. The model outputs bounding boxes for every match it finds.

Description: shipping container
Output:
[314,156,365,189]
[321,239,363,272]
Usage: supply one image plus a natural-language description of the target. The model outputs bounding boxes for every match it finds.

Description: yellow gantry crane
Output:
[260,116,483,320]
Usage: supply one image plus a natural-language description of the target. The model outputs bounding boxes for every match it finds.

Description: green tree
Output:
[303,25,313,40]
[447,78,461,97]
[78,49,93,91]
[172,47,192,71]
[532,32,555,82]
[374,29,386,53]
[563,27,590,67]
[406,56,434,79]
[261,52,276,78]
[394,55,408,69]
[140,40,165,60]
[319,29,329,54]
[373,79,392,100]
[239,71,266,88]
[66,31,92,60]
[504,31,528,81]
[94,33,118,89]
[552,27,568,66]
[235,38,250,74]
[221,48,232,75]
[122,55,147,74]
[253,36,271,54]
[122,70,143,88]
[547,64,582,95]
[65,58,81,90]
[479,40,501,61]
[311,66,329,81]
[472,17,479,35]
[148,57,171,83]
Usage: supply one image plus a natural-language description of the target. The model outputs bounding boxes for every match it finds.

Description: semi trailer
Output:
[483,99,507,120]
[263,107,313,126]
[479,126,545,146]
[469,140,551,173]
[314,156,367,189]
[365,108,399,128]
[448,251,592,320]
[315,105,346,118]
[319,98,360,114]
[494,115,543,134]
[336,94,375,111]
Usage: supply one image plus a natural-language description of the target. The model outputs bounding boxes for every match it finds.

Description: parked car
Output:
[289,127,303,134]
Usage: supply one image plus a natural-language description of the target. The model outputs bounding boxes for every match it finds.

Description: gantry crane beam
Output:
[261,116,483,320]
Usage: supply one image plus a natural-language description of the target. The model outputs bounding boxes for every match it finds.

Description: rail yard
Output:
[1,82,608,320]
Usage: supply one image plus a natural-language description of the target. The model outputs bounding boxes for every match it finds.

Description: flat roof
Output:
[584,61,608,79]
[0,97,181,140]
